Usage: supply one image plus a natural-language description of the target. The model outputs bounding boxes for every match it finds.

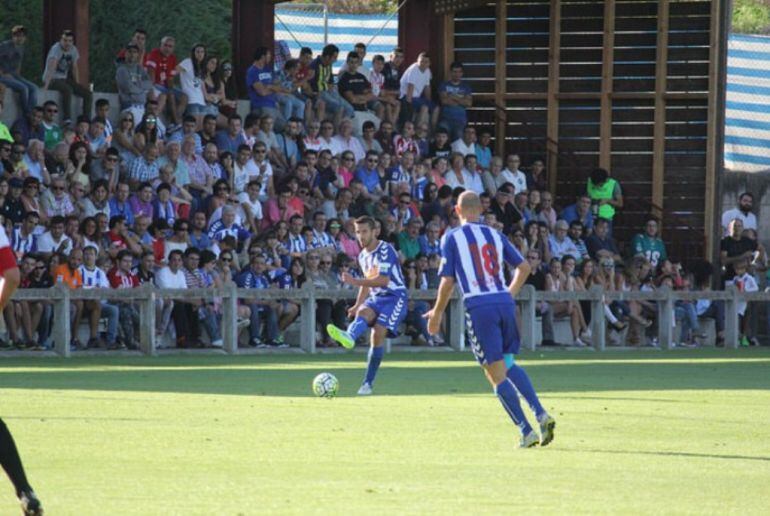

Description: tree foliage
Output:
[733,0,770,34]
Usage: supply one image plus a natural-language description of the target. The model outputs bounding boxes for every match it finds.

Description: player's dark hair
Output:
[347,51,359,62]
[322,44,339,58]
[355,216,376,230]
[300,47,312,56]
[168,249,184,261]
[449,61,463,70]
[117,249,132,262]
[95,98,110,108]
[253,46,269,62]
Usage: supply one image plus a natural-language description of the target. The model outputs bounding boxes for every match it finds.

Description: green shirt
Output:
[397,231,420,260]
[43,123,63,150]
[587,177,620,220]
[631,233,667,268]
[0,122,11,143]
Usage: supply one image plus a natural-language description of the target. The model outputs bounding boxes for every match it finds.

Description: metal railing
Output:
[9,284,766,357]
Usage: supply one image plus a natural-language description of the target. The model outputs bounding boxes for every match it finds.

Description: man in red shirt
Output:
[108,249,141,349]
[145,35,186,131]
[106,215,142,259]
[0,224,43,514]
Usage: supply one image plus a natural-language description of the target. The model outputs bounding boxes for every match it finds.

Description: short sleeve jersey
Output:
[309,56,333,93]
[358,240,406,297]
[145,48,178,87]
[246,64,277,109]
[43,43,79,81]
[399,63,432,99]
[338,71,371,111]
[438,222,523,309]
[631,234,667,268]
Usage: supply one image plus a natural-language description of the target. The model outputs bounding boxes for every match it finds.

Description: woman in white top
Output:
[177,44,218,129]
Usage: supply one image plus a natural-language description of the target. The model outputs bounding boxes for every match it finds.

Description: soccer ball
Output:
[312,372,339,398]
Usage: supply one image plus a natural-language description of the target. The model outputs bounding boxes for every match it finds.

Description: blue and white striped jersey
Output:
[79,265,110,288]
[438,222,523,309]
[358,240,406,297]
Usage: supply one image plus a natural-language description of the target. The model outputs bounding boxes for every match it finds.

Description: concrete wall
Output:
[1,88,252,127]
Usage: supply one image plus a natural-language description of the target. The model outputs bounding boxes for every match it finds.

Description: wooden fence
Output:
[9,284,766,357]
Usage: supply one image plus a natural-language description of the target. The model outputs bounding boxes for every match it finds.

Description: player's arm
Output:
[425,275,454,335]
[342,273,389,289]
[507,260,531,298]
[502,233,531,298]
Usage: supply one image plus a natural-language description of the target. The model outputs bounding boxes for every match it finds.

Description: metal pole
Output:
[323,0,329,46]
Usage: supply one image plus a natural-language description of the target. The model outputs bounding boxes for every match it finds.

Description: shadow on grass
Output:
[0,351,768,397]
[558,448,770,463]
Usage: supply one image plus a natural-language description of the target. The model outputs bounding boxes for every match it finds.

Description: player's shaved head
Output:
[456,191,483,222]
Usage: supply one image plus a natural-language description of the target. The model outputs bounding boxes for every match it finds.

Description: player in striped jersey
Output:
[326,216,408,395]
[425,192,556,448]
[0,224,43,514]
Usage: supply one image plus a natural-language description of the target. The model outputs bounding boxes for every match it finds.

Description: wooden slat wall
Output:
[453,0,718,262]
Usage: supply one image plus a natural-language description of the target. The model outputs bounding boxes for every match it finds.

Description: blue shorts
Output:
[364,292,408,338]
[465,301,520,366]
[411,96,436,111]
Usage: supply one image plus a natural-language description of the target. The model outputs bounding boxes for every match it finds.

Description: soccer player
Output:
[425,191,556,448]
[326,216,408,395]
[0,225,43,514]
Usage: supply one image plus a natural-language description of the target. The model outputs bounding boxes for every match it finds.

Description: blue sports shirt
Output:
[358,240,406,297]
[438,222,523,309]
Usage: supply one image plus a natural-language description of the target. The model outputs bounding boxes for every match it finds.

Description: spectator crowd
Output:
[0,25,767,351]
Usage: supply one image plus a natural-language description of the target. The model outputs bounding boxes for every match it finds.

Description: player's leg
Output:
[501,305,555,444]
[468,305,537,446]
[359,323,387,395]
[326,305,375,350]
[0,418,42,514]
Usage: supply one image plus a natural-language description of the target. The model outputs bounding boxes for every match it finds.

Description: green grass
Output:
[1,349,769,515]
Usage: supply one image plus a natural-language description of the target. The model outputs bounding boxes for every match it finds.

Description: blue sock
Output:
[347,317,369,341]
[364,346,384,386]
[503,353,514,370]
[495,378,533,435]
[507,363,545,418]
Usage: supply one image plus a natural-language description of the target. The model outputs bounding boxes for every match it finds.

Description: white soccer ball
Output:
[312,372,339,398]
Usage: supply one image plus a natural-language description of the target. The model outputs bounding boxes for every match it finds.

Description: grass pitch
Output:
[1,349,769,515]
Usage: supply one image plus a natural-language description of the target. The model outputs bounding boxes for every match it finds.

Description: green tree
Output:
[733,0,770,34]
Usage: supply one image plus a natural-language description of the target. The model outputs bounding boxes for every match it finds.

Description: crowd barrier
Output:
[9,284,767,357]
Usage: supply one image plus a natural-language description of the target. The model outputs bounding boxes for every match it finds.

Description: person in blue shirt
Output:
[418,221,442,257]
[559,194,594,234]
[235,253,281,347]
[208,205,251,248]
[355,150,385,200]
[425,191,556,448]
[475,129,493,171]
[438,61,473,141]
[326,216,408,395]
[215,114,246,155]
[246,46,284,129]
